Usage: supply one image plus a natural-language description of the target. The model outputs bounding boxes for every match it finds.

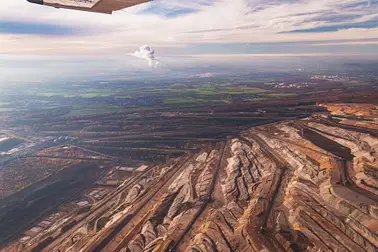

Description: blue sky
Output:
[0,21,79,35]
[1,0,378,53]
[1,0,378,78]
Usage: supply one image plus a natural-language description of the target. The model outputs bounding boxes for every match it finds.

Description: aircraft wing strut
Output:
[27,0,152,14]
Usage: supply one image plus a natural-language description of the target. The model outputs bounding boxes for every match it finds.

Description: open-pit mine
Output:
[2,102,377,252]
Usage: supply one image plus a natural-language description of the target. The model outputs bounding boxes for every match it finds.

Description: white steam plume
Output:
[131,45,160,67]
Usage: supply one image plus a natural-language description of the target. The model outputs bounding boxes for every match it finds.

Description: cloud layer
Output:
[0,0,378,56]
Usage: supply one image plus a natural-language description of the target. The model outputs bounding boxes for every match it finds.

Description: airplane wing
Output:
[27,0,152,14]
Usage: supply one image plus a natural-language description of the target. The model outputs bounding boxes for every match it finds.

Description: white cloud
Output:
[131,45,159,67]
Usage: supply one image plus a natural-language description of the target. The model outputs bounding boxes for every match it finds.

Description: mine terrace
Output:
[0,69,377,252]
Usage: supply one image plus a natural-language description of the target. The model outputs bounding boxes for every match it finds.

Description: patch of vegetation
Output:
[265,93,296,98]
[96,217,110,232]
[149,216,161,226]
[164,97,198,104]
[69,104,124,115]
[77,206,91,215]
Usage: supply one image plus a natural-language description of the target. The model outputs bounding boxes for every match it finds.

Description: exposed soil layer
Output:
[2,90,378,251]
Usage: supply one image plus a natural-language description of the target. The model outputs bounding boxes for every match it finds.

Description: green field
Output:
[8,76,370,116]
[69,104,124,115]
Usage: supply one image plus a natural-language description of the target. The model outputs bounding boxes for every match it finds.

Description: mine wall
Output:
[5,108,378,252]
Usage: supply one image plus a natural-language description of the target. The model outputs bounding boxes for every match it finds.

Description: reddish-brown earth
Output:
[4,102,378,252]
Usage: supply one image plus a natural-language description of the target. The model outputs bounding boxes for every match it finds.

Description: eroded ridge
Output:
[4,105,378,252]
